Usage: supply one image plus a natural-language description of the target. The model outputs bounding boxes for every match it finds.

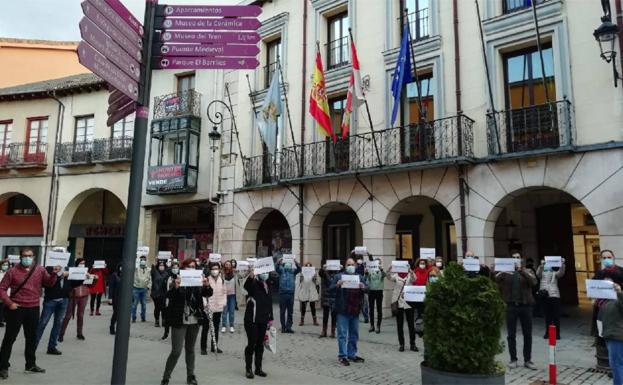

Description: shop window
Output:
[6,195,39,215]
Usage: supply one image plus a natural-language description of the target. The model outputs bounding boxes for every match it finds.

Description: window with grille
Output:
[26,117,48,154]
[75,116,95,143]
[327,12,349,69]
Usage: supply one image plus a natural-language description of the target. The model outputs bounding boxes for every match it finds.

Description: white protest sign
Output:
[495,258,517,272]
[247,258,257,267]
[137,246,149,257]
[586,279,618,300]
[302,266,316,281]
[391,260,410,273]
[404,285,427,302]
[93,260,106,269]
[545,256,562,268]
[282,254,296,263]
[68,267,88,280]
[253,257,275,275]
[157,251,172,260]
[420,248,436,260]
[341,274,360,289]
[45,251,71,268]
[463,258,481,272]
[180,269,203,287]
[354,246,368,255]
[236,261,249,271]
[326,259,341,271]
[8,255,20,264]
[209,253,222,263]
[52,247,66,253]
[83,275,95,285]
[365,260,380,272]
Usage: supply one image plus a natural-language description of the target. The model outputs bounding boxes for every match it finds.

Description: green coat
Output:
[366,270,386,291]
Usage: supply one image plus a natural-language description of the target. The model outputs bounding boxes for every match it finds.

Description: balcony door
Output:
[25,117,48,162]
[402,73,434,162]
[74,116,94,162]
[0,120,11,164]
[326,96,349,173]
[503,45,558,152]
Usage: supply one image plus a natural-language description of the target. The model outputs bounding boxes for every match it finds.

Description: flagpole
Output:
[404,9,425,122]
[276,55,300,175]
[224,83,248,183]
[530,0,551,104]
[347,28,382,167]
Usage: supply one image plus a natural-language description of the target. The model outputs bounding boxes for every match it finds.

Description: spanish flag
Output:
[309,48,335,141]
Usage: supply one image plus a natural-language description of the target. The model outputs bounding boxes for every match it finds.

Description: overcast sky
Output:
[0,0,239,41]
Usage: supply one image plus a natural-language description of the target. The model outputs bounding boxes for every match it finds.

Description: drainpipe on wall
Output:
[453,0,468,258]
[43,91,65,259]
[298,0,308,263]
[616,0,623,78]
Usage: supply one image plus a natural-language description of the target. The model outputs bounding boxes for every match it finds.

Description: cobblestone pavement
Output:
[0,302,613,384]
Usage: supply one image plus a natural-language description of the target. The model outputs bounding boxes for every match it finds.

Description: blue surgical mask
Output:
[603,258,614,268]
[345,266,355,274]
[1,264,8,272]
[259,273,269,281]
[21,257,33,267]
[429,276,438,283]
[284,262,292,270]
[544,265,551,272]
[171,268,179,275]
[139,260,146,267]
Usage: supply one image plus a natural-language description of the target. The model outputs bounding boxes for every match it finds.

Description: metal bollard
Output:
[548,324,557,385]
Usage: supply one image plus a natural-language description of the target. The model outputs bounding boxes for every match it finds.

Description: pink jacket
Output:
[208,275,227,312]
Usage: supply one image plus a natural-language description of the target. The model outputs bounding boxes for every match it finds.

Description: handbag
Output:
[72,285,90,298]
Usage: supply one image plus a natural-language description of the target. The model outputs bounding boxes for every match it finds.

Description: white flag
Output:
[257,71,282,154]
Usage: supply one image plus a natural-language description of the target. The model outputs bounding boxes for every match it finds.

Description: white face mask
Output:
[435,262,442,267]
[419,264,426,269]
[211,270,220,277]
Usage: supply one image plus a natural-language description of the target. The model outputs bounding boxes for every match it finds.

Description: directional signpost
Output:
[76,2,262,384]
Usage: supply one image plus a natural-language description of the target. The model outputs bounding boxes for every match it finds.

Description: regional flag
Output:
[309,48,335,141]
[341,38,366,139]
[256,70,282,154]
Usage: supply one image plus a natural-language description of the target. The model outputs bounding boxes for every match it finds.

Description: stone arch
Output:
[238,208,296,258]
[54,188,126,246]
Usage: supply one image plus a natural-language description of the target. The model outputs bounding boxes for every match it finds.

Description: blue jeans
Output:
[337,313,359,359]
[606,339,623,385]
[279,292,294,331]
[36,298,68,350]
[222,294,236,328]
[132,288,147,321]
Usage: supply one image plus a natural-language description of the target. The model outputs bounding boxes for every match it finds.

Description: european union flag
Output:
[390,25,413,126]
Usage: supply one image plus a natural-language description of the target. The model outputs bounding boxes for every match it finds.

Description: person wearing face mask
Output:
[201,262,226,355]
[59,258,95,342]
[88,262,108,317]
[413,259,430,319]
[35,263,70,355]
[108,264,122,335]
[0,260,9,328]
[462,251,491,278]
[387,265,417,352]
[365,258,385,333]
[434,257,444,273]
[132,255,152,323]
[318,263,339,338]
[151,260,170,328]
[243,267,273,379]
[331,257,368,366]
[161,262,180,340]
[160,259,212,385]
[275,258,301,333]
[352,253,370,324]
[296,262,319,327]
[536,257,565,340]
[221,261,237,334]
[0,248,60,379]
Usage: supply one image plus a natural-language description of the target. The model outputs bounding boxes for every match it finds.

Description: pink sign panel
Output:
[107,100,136,126]
[159,31,260,44]
[82,1,142,59]
[153,56,259,70]
[108,93,132,114]
[157,43,259,57]
[78,42,139,101]
[156,17,261,31]
[87,0,142,44]
[109,89,125,104]
[104,0,144,37]
[80,18,141,81]
[157,5,262,17]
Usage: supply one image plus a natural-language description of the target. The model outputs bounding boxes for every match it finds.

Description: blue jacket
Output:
[276,263,301,294]
[330,272,368,315]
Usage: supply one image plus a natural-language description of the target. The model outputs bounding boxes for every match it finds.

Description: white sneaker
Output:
[507,360,518,369]
[230,327,235,333]
[221,327,226,333]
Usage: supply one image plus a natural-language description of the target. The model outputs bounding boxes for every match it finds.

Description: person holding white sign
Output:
[151,260,170,328]
[132,255,152,323]
[461,251,491,278]
[88,261,108,317]
[35,264,71,356]
[160,258,212,385]
[536,257,566,339]
[221,260,238,334]
[276,258,301,333]
[387,266,417,352]
[318,262,341,338]
[365,258,386,333]
[59,258,95,342]
[296,262,319,327]
[243,267,273,379]
[200,262,226,355]
[494,258,538,370]
[596,279,623,385]
[331,257,367,366]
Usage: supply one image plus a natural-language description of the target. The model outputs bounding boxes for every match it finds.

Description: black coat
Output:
[244,277,273,325]
[165,284,213,328]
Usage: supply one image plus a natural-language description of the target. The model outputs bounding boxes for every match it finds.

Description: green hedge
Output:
[423,262,505,375]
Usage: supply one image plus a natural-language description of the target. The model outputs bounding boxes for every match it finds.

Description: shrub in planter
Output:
[423,262,505,376]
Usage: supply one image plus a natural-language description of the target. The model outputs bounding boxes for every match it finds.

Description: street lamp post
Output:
[594,1,622,86]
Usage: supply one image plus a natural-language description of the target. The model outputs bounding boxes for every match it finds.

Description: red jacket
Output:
[0,264,56,308]
[413,267,429,286]
[89,268,108,294]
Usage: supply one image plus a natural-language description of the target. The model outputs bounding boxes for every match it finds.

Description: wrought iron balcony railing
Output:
[55,137,133,165]
[327,36,349,70]
[502,0,547,14]
[486,99,572,156]
[153,89,202,120]
[0,142,47,168]
[242,114,474,187]
[406,8,430,41]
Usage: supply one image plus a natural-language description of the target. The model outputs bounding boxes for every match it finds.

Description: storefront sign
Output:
[69,224,125,238]
[147,164,185,192]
